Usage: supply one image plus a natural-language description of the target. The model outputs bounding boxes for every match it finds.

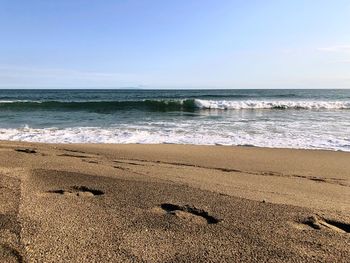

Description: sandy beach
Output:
[0,141,349,262]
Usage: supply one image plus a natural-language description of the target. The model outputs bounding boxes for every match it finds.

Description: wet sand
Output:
[0,141,349,262]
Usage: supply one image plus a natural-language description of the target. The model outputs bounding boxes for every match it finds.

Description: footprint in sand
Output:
[298,215,350,234]
[15,148,37,154]
[158,203,221,225]
[44,186,104,197]
[82,159,99,164]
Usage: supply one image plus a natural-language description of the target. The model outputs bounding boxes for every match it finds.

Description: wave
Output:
[0,99,349,112]
[0,99,197,112]
[1,126,349,151]
[194,100,350,110]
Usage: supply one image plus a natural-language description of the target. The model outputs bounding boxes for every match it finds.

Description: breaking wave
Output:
[0,99,349,112]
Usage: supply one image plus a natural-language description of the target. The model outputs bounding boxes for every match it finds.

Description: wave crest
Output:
[0,99,349,112]
[195,99,350,110]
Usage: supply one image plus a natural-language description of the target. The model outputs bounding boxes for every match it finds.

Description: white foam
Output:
[194,99,350,110]
[0,100,33,103]
[0,124,349,151]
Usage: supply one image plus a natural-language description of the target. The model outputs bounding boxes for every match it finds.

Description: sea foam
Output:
[0,124,349,152]
[194,99,350,110]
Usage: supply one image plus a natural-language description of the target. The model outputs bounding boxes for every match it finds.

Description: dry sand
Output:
[0,141,349,262]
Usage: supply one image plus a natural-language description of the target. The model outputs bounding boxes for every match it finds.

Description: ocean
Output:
[0,89,349,151]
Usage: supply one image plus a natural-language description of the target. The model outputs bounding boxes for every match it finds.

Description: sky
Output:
[0,0,350,89]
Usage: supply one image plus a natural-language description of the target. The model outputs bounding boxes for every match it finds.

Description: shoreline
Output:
[1,139,349,152]
[0,141,349,262]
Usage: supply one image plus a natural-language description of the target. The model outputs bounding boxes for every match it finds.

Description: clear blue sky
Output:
[0,0,349,88]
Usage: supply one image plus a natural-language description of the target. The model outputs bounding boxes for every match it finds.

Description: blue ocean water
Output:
[0,89,349,151]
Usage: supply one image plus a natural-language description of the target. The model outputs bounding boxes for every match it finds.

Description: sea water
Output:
[0,89,349,151]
